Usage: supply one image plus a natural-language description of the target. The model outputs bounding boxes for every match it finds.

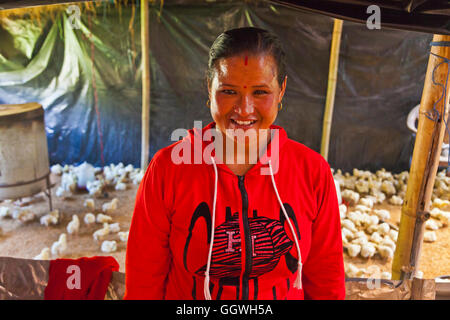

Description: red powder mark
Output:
[244,56,248,66]
[244,85,247,88]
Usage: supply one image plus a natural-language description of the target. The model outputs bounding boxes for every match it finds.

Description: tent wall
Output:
[0,1,432,172]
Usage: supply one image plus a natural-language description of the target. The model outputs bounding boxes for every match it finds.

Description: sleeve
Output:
[301,159,346,300]
[124,152,172,300]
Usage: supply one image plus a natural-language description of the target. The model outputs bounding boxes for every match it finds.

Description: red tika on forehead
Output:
[244,55,248,66]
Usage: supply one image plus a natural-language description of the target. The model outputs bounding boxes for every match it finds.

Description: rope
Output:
[424,41,450,169]
[88,14,105,167]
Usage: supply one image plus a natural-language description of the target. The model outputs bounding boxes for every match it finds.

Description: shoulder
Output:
[283,138,330,169]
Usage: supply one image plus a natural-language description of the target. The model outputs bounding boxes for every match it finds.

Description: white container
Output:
[0,103,50,200]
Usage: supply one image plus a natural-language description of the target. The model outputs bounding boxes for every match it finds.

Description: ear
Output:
[279,75,287,103]
[207,80,211,99]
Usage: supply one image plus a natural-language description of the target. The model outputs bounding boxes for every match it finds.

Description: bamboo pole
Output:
[140,0,150,169]
[392,34,450,280]
[320,19,343,160]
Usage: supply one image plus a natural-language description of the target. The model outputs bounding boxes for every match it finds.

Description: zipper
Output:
[237,175,252,300]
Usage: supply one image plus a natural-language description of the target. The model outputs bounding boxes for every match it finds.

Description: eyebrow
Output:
[220,84,269,88]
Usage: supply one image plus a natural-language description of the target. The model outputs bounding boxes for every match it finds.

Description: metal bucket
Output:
[0,103,50,200]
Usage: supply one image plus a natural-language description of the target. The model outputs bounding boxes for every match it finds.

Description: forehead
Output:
[214,54,278,85]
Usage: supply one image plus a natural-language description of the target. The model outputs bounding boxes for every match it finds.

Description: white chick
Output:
[425,219,440,230]
[365,214,379,227]
[360,243,376,258]
[360,197,374,209]
[431,208,450,226]
[61,172,78,192]
[12,207,35,223]
[370,232,383,244]
[93,223,110,241]
[102,198,119,214]
[51,234,67,256]
[84,213,96,225]
[86,180,105,198]
[132,170,144,185]
[34,247,51,260]
[101,240,117,253]
[389,229,399,242]
[341,219,357,233]
[345,244,361,257]
[381,181,396,196]
[96,213,112,224]
[389,195,403,206]
[366,224,379,235]
[351,236,369,246]
[378,245,394,260]
[115,182,127,191]
[108,222,120,233]
[50,164,63,175]
[432,198,450,209]
[84,198,95,211]
[55,186,71,198]
[118,231,129,242]
[339,204,347,219]
[345,263,360,278]
[371,190,386,204]
[377,223,390,236]
[424,231,437,242]
[347,211,364,227]
[381,237,396,251]
[67,215,80,234]
[355,179,370,194]
[341,189,360,205]
[341,227,354,242]
[40,210,59,226]
[373,209,391,221]
[0,206,11,218]
[355,204,371,213]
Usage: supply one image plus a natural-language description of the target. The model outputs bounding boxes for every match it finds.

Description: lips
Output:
[230,118,257,129]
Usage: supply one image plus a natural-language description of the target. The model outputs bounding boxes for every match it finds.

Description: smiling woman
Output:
[124,27,346,300]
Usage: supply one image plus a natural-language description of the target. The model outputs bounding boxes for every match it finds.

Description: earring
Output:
[278,102,283,111]
[206,99,210,108]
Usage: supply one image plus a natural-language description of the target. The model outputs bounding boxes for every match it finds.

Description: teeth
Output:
[234,120,255,125]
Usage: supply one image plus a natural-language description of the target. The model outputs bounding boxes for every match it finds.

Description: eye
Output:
[221,89,236,95]
[254,90,268,95]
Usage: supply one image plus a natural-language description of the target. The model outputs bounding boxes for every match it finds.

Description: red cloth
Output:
[124,122,345,300]
[44,256,119,300]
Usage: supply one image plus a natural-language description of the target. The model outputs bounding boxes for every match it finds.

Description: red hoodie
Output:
[124,122,345,300]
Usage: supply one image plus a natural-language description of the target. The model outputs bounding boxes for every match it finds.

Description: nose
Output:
[235,94,254,116]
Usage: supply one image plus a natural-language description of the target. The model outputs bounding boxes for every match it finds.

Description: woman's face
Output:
[208,53,287,146]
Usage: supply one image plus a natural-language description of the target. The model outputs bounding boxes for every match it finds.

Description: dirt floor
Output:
[0,173,449,278]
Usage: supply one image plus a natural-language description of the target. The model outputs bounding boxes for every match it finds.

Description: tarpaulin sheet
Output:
[0,1,433,172]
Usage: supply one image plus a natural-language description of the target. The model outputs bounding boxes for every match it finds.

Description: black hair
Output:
[207,27,287,87]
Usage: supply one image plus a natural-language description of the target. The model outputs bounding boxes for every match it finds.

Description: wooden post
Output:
[392,34,450,280]
[320,19,343,160]
[140,0,150,170]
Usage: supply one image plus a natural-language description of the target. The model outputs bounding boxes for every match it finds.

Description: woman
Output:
[124,27,345,300]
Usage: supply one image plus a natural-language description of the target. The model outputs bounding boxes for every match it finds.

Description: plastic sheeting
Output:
[0,1,433,172]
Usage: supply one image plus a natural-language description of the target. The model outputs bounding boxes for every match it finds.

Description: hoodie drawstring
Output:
[204,156,218,300]
[204,157,302,300]
[268,159,303,290]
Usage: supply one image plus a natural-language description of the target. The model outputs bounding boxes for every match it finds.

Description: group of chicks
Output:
[33,197,129,260]
[334,168,450,280]
[51,162,144,199]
